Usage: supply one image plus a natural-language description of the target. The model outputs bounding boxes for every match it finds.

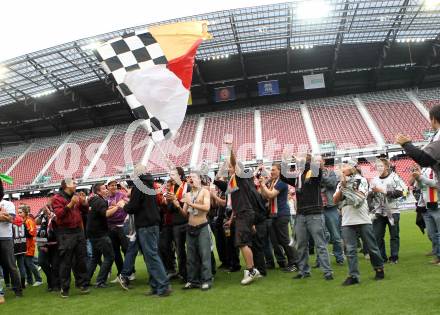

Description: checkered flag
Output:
[95,29,171,142]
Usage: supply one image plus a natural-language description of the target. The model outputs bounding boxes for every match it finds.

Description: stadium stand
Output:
[0,88,437,191]
[7,137,65,189]
[147,115,199,173]
[198,108,256,164]
[260,102,310,160]
[307,96,376,149]
[360,90,431,143]
[44,127,110,183]
[415,87,440,111]
[11,197,47,217]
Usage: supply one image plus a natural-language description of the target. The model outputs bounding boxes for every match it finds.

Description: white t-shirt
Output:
[0,200,16,239]
[370,172,406,214]
[335,175,371,226]
[288,199,296,215]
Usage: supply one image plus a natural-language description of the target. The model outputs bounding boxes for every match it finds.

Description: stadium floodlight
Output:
[423,0,440,10]
[81,41,101,51]
[296,0,330,20]
[33,89,56,98]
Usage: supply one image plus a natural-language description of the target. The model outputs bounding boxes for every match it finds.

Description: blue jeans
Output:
[137,226,169,295]
[423,209,440,259]
[373,213,400,261]
[342,224,384,280]
[120,239,138,278]
[295,214,333,276]
[324,207,344,263]
[86,239,93,268]
[24,255,42,284]
[186,224,212,285]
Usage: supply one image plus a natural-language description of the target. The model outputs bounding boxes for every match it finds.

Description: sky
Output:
[0,0,282,62]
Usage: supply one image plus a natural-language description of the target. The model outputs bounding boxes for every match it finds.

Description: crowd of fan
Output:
[0,105,439,304]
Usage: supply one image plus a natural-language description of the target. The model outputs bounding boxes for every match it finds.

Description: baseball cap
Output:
[106,177,119,186]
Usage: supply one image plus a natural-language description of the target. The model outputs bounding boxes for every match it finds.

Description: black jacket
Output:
[280,166,323,215]
[87,195,109,239]
[123,184,161,228]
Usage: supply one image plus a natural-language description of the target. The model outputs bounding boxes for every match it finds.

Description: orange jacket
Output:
[24,217,37,257]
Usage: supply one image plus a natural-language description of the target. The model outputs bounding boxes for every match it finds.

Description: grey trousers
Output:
[295,214,332,276]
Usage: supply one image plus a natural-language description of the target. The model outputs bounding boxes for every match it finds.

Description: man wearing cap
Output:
[52,178,89,298]
[105,178,130,282]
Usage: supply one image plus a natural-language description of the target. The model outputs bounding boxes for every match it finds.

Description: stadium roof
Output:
[1,0,440,143]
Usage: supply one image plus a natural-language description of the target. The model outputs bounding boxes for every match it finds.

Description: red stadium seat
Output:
[361,91,431,143]
[147,115,198,173]
[198,109,256,164]
[261,103,310,160]
[307,96,376,149]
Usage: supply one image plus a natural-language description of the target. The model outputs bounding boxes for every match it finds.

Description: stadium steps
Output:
[82,128,115,181]
[189,116,205,168]
[415,87,440,111]
[404,91,430,121]
[32,134,72,185]
[353,96,385,147]
[3,143,34,177]
[300,102,319,153]
[254,109,264,161]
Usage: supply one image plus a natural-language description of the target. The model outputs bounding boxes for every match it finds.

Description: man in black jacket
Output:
[396,105,440,188]
[280,154,333,281]
[119,171,171,297]
[87,183,120,288]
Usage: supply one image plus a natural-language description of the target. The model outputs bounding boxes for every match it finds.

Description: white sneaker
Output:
[110,277,119,284]
[240,269,260,285]
[201,283,211,291]
[33,281,43,287]
[128,273,136,281]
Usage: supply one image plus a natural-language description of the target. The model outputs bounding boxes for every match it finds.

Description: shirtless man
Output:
[171,171,212,290]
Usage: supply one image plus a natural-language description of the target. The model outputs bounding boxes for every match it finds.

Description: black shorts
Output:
[234,212,255,247]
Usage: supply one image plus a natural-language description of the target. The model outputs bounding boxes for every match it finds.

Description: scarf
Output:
[226,175,239,210]
[428,169,438,203]
[296,169,312,191]
[175,182,188,201]
[269,178,279,216]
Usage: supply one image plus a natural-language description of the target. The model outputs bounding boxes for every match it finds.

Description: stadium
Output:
[0,0,440,314]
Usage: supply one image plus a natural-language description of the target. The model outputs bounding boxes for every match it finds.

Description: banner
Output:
[303,73,325,90]
[214,86,236,102]
[258,80,280,96]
